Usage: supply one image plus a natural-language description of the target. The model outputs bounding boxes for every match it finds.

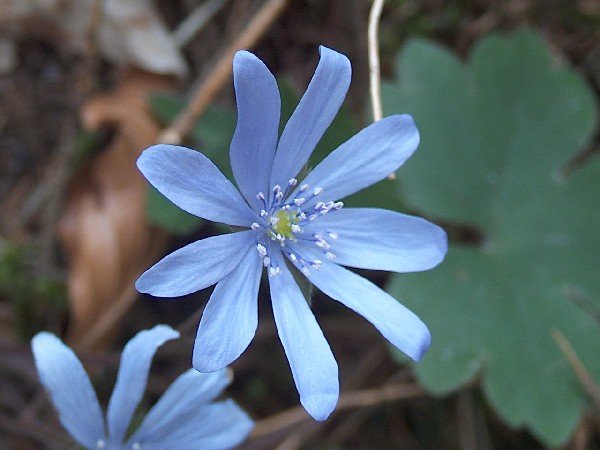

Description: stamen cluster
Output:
[251,178,342,277]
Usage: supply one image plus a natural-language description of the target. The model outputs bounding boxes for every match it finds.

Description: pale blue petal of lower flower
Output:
[128,388,254,450]
[107,325,180,444]
[269,251,339,420]
[304,261,431,361]
[127,368,238,446]
[303,208,447,272]
[136,230,255,297]
[31,332,106,449]
[270,46,351,192]
[137,144,256,226]
[294,115,419,208]
[193,246,262,372]
[230,51,281,210]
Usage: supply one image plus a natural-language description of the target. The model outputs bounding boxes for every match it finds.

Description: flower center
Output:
[271,209,299,240]
[252,181,343,276]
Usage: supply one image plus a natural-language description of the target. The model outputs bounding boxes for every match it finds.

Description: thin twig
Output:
[249,382,423,441]
[368,0,385,122]
[174,0,230,47]
[552,329,600,410]
[159,0,290,145]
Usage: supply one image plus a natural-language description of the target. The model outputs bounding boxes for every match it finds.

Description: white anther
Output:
[333,201,344,210]
[301,266,310,276]
[313,187,323,195]
[263,256,271,267]
[276,233,284,241]
[299,184,309,192]
[328,232,339,239]
[325,252,336,260]
[298,212,307,220]
[256,244,267,257]
[256,192,265,200]
[97,440,106,449]
[293,198,306,206]
[269,217,280,225]
[260,209,268,217]
[314,201,324,210]
[273,184,281,193]
[275,191,284,200]
[289,253,297,261]
[251,222,260,230]
[308,214,319,221]
[288,178,298,186]
[315,239,330,249]
[132,444,142,450]
[284,204,292,211]
[269,266,281,276]
[311,260,322,270]
[291,224,301,233]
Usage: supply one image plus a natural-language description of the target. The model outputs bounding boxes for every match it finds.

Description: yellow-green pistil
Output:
[270,209,300,241]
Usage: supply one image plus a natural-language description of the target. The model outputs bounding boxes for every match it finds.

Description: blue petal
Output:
[193,246,262,372]
[230,51,281,210]
[127,368,251,448]
[303,208,447,272]
[270,46,351,193]
[131,398,253,450]
[136,230,255,297]
[268,251,339,420]
[304,261,431,361]
[31,332,106,449]
[137,144,257,226]
[107,325,179,444]
[295,115,419,208]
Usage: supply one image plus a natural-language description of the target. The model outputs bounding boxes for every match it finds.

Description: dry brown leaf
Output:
[58,71,173,350]
[1,0,188,77]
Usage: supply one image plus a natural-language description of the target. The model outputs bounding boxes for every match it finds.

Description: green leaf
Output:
[384,29,599,446]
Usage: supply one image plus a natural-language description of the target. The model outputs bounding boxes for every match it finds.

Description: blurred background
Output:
[0,0,598,448]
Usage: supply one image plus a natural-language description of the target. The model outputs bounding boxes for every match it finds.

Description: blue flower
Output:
[136,47,447,420]
[31,325,253,449]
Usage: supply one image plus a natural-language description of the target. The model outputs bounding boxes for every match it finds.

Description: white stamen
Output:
[256,192,265,200]
[333,201,344,210]
[314,201,324,210]
[263,256,271,267]
[293,198,306,206]
[308,214,319,221]
[289,253,297,261]
[273,184,281,194]
[260,209,268,217]
[325,251,336,260]
[313,187,323,195]
[269,266,281,276]
[328,232,339,239]
[256,244,267,257]
[299,184,309,192]
[311,260,322,270]
[299,212,307,220]
[275,191,284,200]
[269,217,280,225]
[251,222,260,230]
[97,440,106,449]
[301,266,310,276]
[291,224,301,233]
[132,444,142,450]
[288,178,298,186]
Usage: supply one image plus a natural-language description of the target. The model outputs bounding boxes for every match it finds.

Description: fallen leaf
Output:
[58,71,173,350]
[1,0,188,77]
